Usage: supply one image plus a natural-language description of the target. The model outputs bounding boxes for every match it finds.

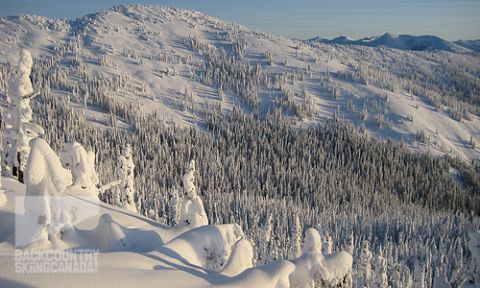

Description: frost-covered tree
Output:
[0,116,5,206]
[258,213,274,264]
[359,240,373,287]
[323,235,333,255]
[413,259,425,288]
[291,213,302,258]
[0,147,5,206]
[60,141,99,196]
[466,231,480,287]
[6,49,43,182]
[168,186,180,226]
[22,138,72,246]
[290,228,353,288]
[375,254,388,288]
[119,144,137,213]
[177,159,208,228]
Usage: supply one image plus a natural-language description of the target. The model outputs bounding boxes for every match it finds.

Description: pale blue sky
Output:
[0,0,479,40]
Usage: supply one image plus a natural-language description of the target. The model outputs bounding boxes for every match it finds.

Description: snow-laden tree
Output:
[466,231,480,287]
[177,159,208,228]
[291,213,302,258]
[0,120,5,206]
[6,49,43,182]
[358,240,373,287]
[259,213,273,264]
[323,235,333,255]
[60,141,99,196]
[432,267,450,288]
[0,150,5,206]
[289,227,353,288]
[392,265,402,288]
[375,254,388,288]
[118,144,138,213]
[168,186,180,226]
[22,138,72,246]
[413,259,425,288]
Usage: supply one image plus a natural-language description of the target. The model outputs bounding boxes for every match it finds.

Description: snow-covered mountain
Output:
[0,5,480,288]
[0,5,478,161]
[309,33,471,53]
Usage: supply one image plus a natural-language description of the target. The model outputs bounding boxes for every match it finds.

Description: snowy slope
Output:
[0,176,303,288]
[310,33,471,53]
[0,5,478,162]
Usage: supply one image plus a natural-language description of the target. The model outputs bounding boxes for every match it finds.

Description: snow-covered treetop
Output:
[24,138,72,193]
[8,49,34,98]
[183,159,197,198]
[302,228,322,255]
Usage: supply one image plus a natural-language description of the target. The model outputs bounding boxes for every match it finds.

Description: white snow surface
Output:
[1,176,341,288]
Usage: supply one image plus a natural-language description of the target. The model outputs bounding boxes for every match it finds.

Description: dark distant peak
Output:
[454,39,480,52]
[308,33,470,53]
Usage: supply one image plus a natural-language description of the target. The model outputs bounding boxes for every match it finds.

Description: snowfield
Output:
[0,176,351,288]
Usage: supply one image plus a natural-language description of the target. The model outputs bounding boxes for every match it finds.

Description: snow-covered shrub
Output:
[60,141,99,196]
[22,138,72,246]
[177,159,208,228]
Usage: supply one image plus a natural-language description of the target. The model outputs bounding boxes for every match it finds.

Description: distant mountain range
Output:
[454,39,480,52]
[308,33,479,53]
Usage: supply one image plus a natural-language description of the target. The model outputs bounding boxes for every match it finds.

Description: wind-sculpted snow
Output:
[164,223,244,271]
[91,213,130,251]
[221,239,254,276]
[213,260,296,288]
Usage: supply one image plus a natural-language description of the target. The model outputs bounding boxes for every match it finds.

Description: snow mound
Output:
[221,239,254,276]
[214,260,295,288]
[90,213,131,251]
[164,224,244,271]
